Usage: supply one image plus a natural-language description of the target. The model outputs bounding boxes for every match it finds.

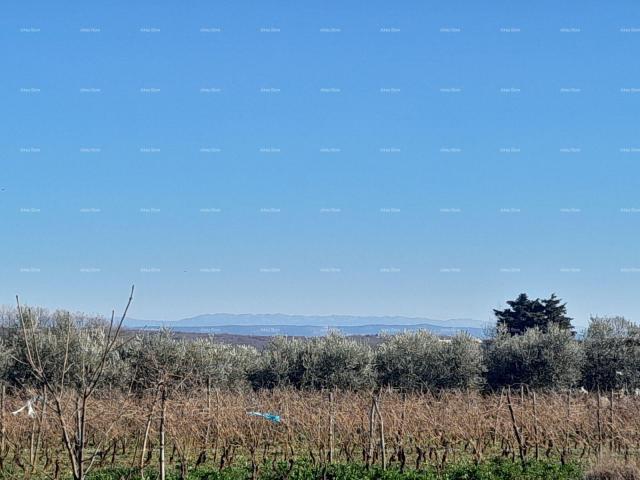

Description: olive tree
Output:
[249,333,375,390]
[125,329,189,392]
[301,332,375,390]
[248,336,306,389]
[376,331,483,391]
[0,338,13,385]
[582,316,640,391]
[484,325,582,390]
[184,338,257,390]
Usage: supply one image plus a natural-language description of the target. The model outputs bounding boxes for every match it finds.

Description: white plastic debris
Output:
[11,397,39,418]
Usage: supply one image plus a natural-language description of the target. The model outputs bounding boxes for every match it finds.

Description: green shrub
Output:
[484,325,582,390]
[300,332,375,390]
[83,459,583,480]
[249,333,375,390]
[582,316,640,392]
[376,331,483,391]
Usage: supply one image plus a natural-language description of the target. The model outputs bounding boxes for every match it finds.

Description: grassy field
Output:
[80,459,585,480]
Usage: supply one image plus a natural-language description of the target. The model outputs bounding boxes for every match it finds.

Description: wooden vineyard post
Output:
[328,390,335,464]
[159,383,167,480]
[367,395,376,468]
[373,393,386,470]
[506,387,526,468]
[532,391,539,461]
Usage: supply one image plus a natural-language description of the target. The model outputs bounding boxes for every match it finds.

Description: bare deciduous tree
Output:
[15,286,134,480]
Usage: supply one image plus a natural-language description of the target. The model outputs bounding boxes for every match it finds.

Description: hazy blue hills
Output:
[124,314,488,338]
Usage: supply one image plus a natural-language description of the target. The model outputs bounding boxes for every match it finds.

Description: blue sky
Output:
[1,1,639,326]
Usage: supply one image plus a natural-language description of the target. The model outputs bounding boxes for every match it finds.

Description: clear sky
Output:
[1,1,639,326]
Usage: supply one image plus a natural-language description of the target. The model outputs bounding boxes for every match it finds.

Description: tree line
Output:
[1,293,639,394]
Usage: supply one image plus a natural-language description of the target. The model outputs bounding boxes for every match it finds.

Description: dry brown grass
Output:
[585,460,640,480]
[2,388,640,477]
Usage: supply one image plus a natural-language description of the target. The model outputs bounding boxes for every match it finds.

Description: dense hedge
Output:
[1,307,639,393]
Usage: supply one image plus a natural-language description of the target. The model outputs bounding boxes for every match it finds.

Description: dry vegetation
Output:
[3,293,640,478]
[2,388,640,479]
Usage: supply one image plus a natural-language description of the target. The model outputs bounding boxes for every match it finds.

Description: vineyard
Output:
[1,388,639,479]
[2,297,640,478]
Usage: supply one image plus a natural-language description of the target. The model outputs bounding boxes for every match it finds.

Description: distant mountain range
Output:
[124,314,488,338]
